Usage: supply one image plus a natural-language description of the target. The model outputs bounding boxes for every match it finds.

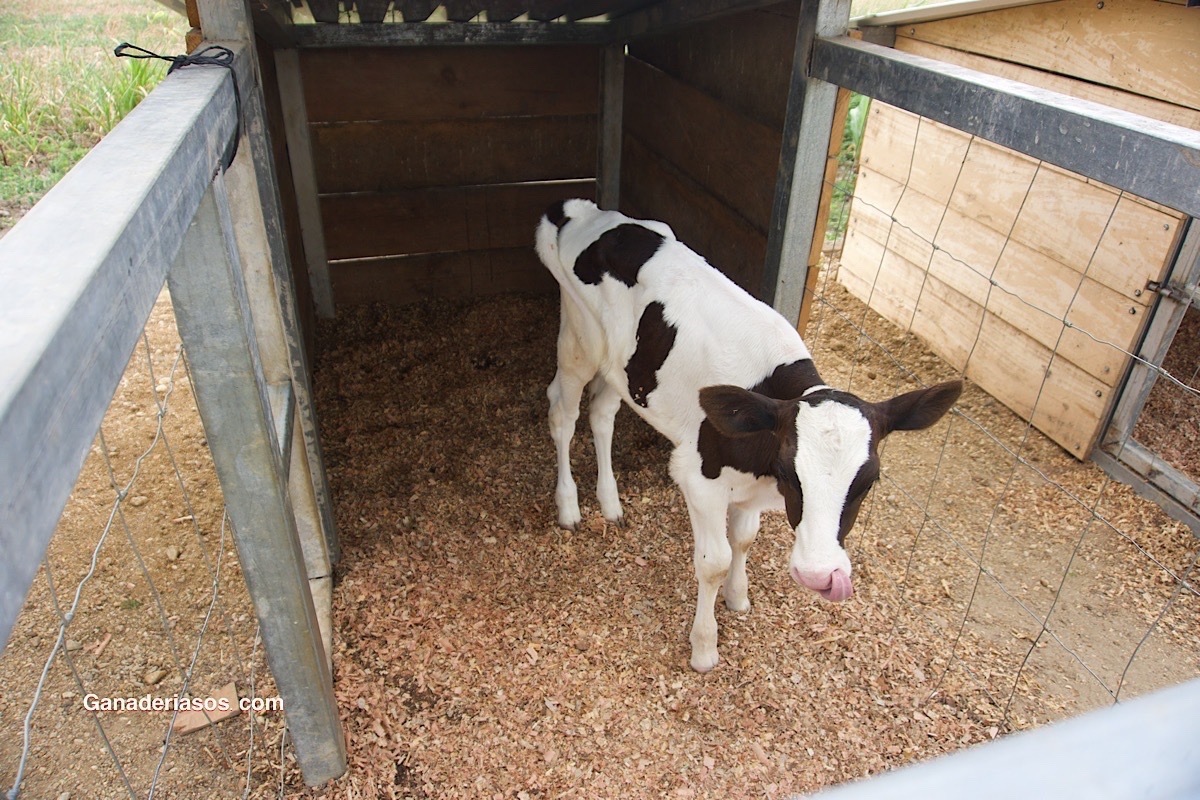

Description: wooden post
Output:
[168,176,346,786]
[274,48,336,319]
[763,0,851,325]
[796,86,851,334]
[196,0,341,569]
[597,43,625,210]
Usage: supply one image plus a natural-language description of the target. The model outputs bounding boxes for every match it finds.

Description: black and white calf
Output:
[536,199,961,672]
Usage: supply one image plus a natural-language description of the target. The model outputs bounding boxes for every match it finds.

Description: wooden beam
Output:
[596,43,624,209]
[762,0,851,324]
[167,176,346,786]
[609,0,788,41]
[290,19,611,46]
[0,49,241,650]
[811,35,1200,219]
[275,49,335,317]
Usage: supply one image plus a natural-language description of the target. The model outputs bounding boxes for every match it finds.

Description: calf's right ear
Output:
[699,386,788,437]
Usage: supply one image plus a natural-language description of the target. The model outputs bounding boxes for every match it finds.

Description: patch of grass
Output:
[0,7,186,217]
[827,92,871,242]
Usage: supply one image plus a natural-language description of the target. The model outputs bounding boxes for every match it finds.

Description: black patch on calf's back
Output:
[545,200,568,230]
[574,224,663,287]
[627,302,677,407]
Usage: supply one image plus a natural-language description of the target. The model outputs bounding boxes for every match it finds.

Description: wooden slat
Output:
[300,46,600,123]
[969,311,1110,457]
[331,248,557,305]
[321,180,595,260]
[289,20,611,47]
[627,1,800,129]
[904,0,1200,113]
[620,133,766,295]
[310,115,597,193]
[623,57,782,230]
[895,38,1200,132]
[1008,166,1120,273]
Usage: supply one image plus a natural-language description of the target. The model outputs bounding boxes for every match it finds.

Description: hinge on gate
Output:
[1145,280,1199,308]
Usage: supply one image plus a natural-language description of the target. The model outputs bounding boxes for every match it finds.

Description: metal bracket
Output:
[1146,279,1199,308]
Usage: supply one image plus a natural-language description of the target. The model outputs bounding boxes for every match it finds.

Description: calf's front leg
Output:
[676,468,732,672]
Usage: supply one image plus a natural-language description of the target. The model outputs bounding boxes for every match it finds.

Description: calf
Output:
[535,199,961,672]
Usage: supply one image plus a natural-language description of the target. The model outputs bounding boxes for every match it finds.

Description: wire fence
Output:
[804,96,1200,732]
[0,292,297,800]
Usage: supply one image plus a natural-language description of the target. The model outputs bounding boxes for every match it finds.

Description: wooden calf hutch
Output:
[3,0,1200,789]
[843,0,1200,522]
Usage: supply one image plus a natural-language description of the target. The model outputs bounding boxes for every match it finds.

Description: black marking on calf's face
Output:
[626,302,677,408]
[574,224,664,287]
[697,360,881,542]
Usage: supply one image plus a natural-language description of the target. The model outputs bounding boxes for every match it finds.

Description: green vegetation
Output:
[0,6,185,218]
[828,91,870,242]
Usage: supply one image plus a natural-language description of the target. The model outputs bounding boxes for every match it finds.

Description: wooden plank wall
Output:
[300,46,600,305]
[840,0,1195,455]
[622,2,799,297]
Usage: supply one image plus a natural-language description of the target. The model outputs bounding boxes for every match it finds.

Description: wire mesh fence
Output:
[805,94,1200,731]
[0,292,297,800]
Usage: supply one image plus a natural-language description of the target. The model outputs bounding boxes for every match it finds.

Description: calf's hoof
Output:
[690,648,719,673]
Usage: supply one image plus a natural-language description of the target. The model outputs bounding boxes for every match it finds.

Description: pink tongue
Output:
[820,570,853,602]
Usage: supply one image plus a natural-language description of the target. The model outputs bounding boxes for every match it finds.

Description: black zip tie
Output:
[114,42,242,171]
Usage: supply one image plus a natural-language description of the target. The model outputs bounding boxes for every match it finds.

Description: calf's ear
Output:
[879,380,962,435]
[699,386,788,437]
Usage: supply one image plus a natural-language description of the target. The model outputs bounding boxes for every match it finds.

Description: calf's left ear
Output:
[879,380,963,435]
[699,385,790,437]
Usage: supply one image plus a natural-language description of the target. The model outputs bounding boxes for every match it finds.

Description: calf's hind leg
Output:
[588,378,624,524]
[547,367,589,531]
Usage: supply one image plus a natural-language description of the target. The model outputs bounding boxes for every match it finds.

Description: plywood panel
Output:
[905,0,1200,113]
[1089,196,1182,301]
[930,207,1006,305]
[331,248,556,306]
[905,119,972,206]
[311,115,597,193]
[858,102,918,187]
[966,312,1111,457]
[321,180,595,261]
[987,240,1135,385]
[300,46,600,123]
[628,1,800,129]
[895,37,1200,132]
[1009,167,1120,272]
[946,135,1039,236]
[910,272,985,373]
[623,57,782,231]
[620,134,766,296]
[852,164,905,217]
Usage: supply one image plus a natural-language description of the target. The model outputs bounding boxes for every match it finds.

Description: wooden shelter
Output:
[194,0,855,354]
[842,0,1200,458]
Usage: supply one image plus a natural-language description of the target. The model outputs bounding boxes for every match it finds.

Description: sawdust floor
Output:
[301,270,1200,799]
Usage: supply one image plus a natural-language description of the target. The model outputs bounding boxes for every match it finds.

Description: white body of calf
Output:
[536,199,961,672]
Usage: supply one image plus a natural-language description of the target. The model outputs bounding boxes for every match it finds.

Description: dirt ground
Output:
[296,262,1199,798]
[1134,306,1200,479]
[1,260,1197,800]
[0,294,294,800]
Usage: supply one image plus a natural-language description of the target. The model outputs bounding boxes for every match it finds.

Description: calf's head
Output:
[699,380,962,602]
